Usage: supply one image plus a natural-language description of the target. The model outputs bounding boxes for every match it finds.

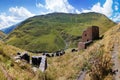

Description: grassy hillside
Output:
[46,23,120,80]
[0,41,54,80]
[1,24,120,80]
[5,12,116,52]
[0,41,33,80]
[0,31,6,40]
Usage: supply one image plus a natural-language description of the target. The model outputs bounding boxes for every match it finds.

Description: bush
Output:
[34,71,55,80]
[88,49,113,80]
[0,46,3,54]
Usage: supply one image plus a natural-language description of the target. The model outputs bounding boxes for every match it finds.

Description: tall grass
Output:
[88,49,112,80]
[0,69,7,80]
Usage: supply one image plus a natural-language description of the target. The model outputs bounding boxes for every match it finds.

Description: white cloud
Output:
[115,2,119,5]
[112,13,120,22]
[91,2,102,12]
[115,5,118,11]
[0,13,16,29]
[81,9,91,13]
[114,1,119,11]
[9,6,34,19]
[102,0,113,17]
[0,7,34,29]
[36,0,80,14]
[82,0,113,17]
[36,3,44,8]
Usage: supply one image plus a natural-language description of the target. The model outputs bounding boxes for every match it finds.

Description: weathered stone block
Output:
[82,26,99,42]
[21,53,30,63]
[39,56,47,72]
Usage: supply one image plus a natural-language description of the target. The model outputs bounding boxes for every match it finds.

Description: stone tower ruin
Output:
[78,26,99,50]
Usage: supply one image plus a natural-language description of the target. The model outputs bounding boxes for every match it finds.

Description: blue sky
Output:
[0,0,120,29]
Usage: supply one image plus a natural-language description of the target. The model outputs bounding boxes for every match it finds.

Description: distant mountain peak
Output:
[1,23,20,34]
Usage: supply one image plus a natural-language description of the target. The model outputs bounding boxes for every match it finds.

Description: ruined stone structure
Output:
[15,52,47,72]
[43,50,65,57]
[78,40,93,50]
[39,56,47,72]
[20,53,30,63]
[82,26,99,42]
[78,42,86,50]
[78,26,99,50]
[32,56,42,66]
[15,50,65,72]
[32,56,47,72]
[71,49,78,52]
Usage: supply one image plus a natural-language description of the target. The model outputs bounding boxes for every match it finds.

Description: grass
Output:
[1,13,120,80]
[45,28,117,80]
[1,23,120,80]
[0,69,7,80]
[0,41,35,80]
[82,23,120,80]
[5,12,116,52]
[0,31,6,40]
[46,51,83,80]
[87,49,112,80]
[0,39,84,80]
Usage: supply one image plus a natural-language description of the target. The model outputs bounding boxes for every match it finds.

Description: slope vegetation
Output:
[0,41,52,80]
[5,12,116,52]
[1,24,120,80]
[45,23,120,80]
[0,31,6,40]
[0,41,34,80]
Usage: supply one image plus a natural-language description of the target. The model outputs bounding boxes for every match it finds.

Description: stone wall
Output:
[31,56,47,72]
[15,52,47,72]
[78,26,99,50]
[82,26,99,42]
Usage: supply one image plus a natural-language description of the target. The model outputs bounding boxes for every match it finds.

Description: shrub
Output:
[0,46,3,54]
[88,49,113,80]
[34,71,55,80]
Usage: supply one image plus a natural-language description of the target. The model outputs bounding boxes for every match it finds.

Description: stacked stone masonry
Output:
[78,26,99,50]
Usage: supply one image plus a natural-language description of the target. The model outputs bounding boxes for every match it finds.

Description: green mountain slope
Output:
[0,41,32,80]
[0,31,6,40]
[5,12,116,52]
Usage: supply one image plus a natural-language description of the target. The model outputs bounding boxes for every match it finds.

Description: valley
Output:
[4,12,116,52]
[0,12,120,80]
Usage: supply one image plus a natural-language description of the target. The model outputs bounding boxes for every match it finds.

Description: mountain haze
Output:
[5,12,116,52]
[1,23,20,34]
[0,31,6,40]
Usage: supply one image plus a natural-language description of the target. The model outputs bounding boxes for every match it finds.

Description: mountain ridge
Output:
[5,12,116,52]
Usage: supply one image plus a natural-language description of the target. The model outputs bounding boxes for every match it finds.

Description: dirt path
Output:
[112,43,120,80]
[77,71,86,80]
[0,63,13,80]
